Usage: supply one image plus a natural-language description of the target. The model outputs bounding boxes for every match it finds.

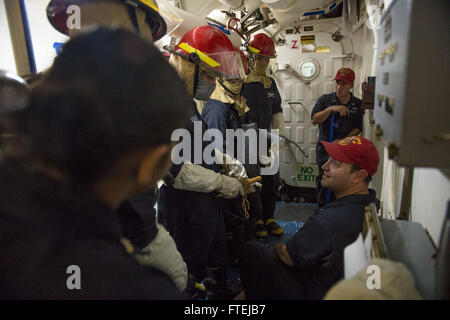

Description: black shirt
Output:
[202,99,242,158]
[0,165,185,299]
[311,92,363,164]
[285,190,379,299]
[241,77,283,130]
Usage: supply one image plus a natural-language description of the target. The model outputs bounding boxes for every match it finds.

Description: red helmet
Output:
[174,25,245,80]
[46,0,181,41]
[248,33,276,58]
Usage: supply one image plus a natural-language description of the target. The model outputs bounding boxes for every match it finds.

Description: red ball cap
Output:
[320,136,379,176]
[333,67,355,84]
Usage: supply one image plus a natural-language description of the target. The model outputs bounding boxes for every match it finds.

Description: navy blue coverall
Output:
[241,77,283,222]
[157,113,227,282]
[311,92,363,207]
[239,190,379,299]
[202,99,261,261]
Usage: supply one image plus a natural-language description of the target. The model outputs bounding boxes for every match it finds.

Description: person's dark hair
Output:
[350,163,372,184]
[0,71,30,160]
[0,70,30,116]
[18,28,191,184]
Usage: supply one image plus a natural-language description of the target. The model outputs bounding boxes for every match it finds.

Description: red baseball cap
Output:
[320,136,379,176]
[333,67,355,84]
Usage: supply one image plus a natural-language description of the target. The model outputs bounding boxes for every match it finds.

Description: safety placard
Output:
[316,46,330,53]
[300,35,315,44]
[296,164,319,187]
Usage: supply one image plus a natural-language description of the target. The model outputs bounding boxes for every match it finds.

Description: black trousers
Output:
[222,192,262,262]
[238,241,306,299]
[158,185,227,281]
[260,172,280,221]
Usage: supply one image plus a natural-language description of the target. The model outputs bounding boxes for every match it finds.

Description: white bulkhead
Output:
[1,0,449,299]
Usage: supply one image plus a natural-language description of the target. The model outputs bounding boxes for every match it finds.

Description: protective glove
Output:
[173,163,258,198]
[217,175,261,198]
[260,134,289,168]
[260,149,277,168]
[271,112,286,137]
[270,112,287,149]
[172,163,244,198]
[253,182,263,190]
[216,175,246,198]
[134,221,188,291]
[214,148,248,179]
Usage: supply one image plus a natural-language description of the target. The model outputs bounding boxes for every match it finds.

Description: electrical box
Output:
[374,0,450,167]
[362,76,376,110]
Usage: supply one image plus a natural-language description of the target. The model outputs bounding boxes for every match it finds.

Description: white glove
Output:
[260,149,277,167]
[260,134,289,168]
[173,163,258,198]
[134,222,188,291]
[217,176,260,198]
[253,182,263,190]
[214,148,248,179]
[173,163,245,198]
[271,112,286,137]
[271,112,287,149]
[173,163,222,193]
[216,175,246,198]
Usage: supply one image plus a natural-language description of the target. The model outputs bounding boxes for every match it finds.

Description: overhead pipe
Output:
[217,0,244,10]
[263,0,343,30]
[365,0,381,77]
[261,0,296,11]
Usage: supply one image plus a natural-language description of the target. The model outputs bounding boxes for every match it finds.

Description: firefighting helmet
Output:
[247,32,276,58]
[46,0,182,41]
[172,25,245,81]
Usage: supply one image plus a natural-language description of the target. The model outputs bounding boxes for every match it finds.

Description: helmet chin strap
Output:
[164,49,236,98]
[165,49,201,97]
[218,79,240,97]
[174,52,202,97]
[193,64,199,97]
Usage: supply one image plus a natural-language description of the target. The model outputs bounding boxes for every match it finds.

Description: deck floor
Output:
[205,201,318,299]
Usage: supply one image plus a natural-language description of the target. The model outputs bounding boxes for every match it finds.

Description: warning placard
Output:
[316,46,330,53]
[296,164,319,187]
[300,35,315,44]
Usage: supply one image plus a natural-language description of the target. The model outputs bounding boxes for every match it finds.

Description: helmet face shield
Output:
[172,26,243,81]
[204,51,245,81]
